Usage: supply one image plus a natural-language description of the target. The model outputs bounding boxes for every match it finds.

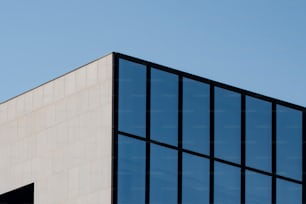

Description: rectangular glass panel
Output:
[183,78,210,155]
[277,179,302,204]
[150,144,177,204]
[118,135,146,204]
[182,153,209,204]
[215,87,241,163]
[118,59,146,137]
[276,105,302,180]
[214,162,240,204]
[245,171,271,204]
[246,96,272,172]
[151,68,178,146]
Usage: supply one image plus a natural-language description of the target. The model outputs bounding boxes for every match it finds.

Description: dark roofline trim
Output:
[115,52,305,111]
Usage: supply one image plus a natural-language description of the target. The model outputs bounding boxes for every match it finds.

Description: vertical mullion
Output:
[302,110,306,204]
[272,103,277,204]
[178,76,183,204]
[209,85,215,204]
[145,66,151,204]
[112,54,119,204]
[241,95,246,204]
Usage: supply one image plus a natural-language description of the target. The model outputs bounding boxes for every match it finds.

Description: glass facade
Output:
[183,78,210,155]
[246,96,272,172]
[118,135,146,204]
[215,87,241,164]
[182,153,209,203]
[151,68,178,146]
[116,55,305,204]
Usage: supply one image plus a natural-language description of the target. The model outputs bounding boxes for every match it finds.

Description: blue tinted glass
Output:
[151,68,178,146]
[214,162,240,204]
[277,179,302,204]
[150,144,177,204]
[215,87,241,163]
[276,105,302,180]
[182,153,209,204]
[118,135,146,204]
[183,78,210,155]
[245,171,271,204]
[118,59,146,137]
[246,96,272,172]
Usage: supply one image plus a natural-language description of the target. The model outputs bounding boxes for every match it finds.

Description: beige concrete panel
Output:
[10,136,37,166]
[35,178,49,204]
[0,103,8,125]
[17,116,28,139]
[7,99,16,122]
[43,104,56,129]
[86,62,99,87]
[24,92,33,114]
[100,80,113,106]
[54,76,65,101]
[0,53,114,203]
[32,153,53,180]
[88,84,102,109]
[65,72,76,97]
[43,81,54,106]
[75,67,87,91]
[0,120,18,147]
[54,99,67,124]
[68,166,79,200]
[16,95,26,118]
[47,172,69,204]
[67,115,81,144]
[32,87,43,111]
[0,145,10,170]
[76,188,111,204]
[11,159,33,187]
[98,54,113,82]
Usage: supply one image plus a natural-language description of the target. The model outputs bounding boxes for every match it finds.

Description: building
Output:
[0,52,305,204]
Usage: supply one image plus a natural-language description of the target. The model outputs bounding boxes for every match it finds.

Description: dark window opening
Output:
[0,183,34,204]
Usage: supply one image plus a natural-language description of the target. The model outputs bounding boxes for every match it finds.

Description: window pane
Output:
[277,179,302,204]
[276,105,302,180]
[183,78,210,155]
[150,144,177,204]
[151,68,178,146]
[118,59,146,137]
[214,162,240,204]
[246,96,272,172]
[182,153,209,204]
[118,135,146,204]
[245,171,271,204]
[215,87,241,163]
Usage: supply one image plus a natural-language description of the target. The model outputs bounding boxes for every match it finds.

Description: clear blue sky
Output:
[1,0,305,106]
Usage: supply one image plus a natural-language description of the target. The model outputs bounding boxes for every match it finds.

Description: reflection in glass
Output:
[118,135,146,204]
[182,153,209,204]
[150,144,177,204]
[245,170,271,204]
[118,59,146,137]
[246,96,272,172]
[151,69,178,146]
[214,162,240,204]
[277,105,302,180]
[183,78,210,155]
[215,87,241,163]
[277,179,302,204]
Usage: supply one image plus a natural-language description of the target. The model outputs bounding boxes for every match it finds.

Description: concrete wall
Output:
[0,54,113,204]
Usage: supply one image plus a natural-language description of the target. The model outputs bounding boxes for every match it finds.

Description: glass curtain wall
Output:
[116,56,304,204]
